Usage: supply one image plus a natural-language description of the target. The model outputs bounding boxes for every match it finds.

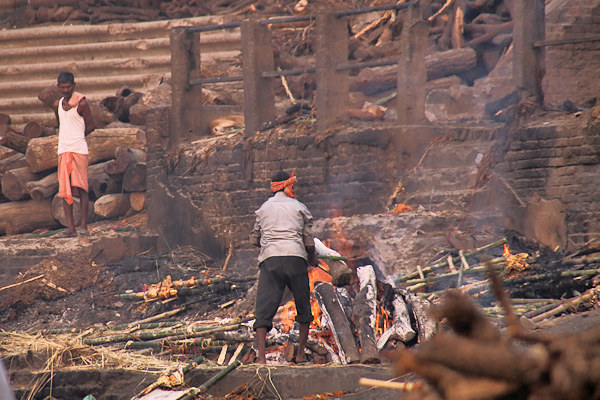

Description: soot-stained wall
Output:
[146,123,442,264]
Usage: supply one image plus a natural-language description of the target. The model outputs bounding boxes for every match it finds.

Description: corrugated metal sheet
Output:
[0,16,242,125]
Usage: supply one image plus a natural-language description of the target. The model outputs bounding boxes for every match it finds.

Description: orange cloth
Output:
[270,173,297,198]
[58,152,88,205]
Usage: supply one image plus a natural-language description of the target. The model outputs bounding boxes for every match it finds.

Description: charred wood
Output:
[122,161,146,192]
[314,281,360,364]
[353,265,380,364]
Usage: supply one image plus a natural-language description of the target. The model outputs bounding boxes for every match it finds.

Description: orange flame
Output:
[276,265,331,333]
[390,203,413,214]
[375,305,392,337]
[302,391,349,399]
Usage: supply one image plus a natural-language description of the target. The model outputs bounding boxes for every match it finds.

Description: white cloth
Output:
[251,192,314,263]
[0,361,16,400]
[57,97,88,155]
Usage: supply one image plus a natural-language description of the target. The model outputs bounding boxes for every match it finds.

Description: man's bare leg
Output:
[77,187,89,230]
[296,323,309,363]
[256,327,267,364]
[62,199,76,235]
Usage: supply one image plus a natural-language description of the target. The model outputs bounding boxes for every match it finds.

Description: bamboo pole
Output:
[125,339,230,350]
[530,288,598,323]
[133,354,206,399]
[397,238,507,283]
[0,274,44,291]
[318,254,349,261]
[84,325,221,345]
[359,377,422,391]
[116,307,185,328]
[403,258,505,285]
[179,360,242,399]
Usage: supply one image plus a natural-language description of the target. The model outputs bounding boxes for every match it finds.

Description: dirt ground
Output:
[0,212,254,333]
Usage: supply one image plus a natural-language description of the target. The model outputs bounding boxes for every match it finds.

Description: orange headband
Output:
[270,173,297,198]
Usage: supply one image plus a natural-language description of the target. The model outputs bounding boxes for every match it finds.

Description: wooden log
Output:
[38,84,62,109]
[0,113,10,126]
[26,172,58,201]
[387,294,417,344]
[0,199,58,235]
[104,146,146,175]
[122,161,146,192]
[283,342,296,362]
[350,47,477,96]
[90,171,122,198]
[3,130,29,153]
[26,161,111,201]
[0,145,27,174]
[396,351,518,400]
[129,192,146,212]
[403,290,437,343]
[353,265,380,364]
[314,238,354,286]
[94,193,130,219]
[22,122,44,139]
[314,281,361,364]
[25,127,146,173]
[51,193,95,227]
[416,332,547,384]
[1,166,44,201]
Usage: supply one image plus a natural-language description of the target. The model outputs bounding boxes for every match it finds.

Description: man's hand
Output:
[306,246,318,267]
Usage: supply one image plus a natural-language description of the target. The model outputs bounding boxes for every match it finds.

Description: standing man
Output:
[53,72,95,237]
[251,171,317,364]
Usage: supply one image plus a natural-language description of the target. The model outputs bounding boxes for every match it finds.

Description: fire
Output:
[302,391,349,399]
[390,203,413,214]
[503,243,510,257]
[276,263,331,333]
[375,305,392,337]
[503,243,530,275]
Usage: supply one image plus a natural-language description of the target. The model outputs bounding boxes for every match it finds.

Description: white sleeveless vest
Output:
[57,97,88,155]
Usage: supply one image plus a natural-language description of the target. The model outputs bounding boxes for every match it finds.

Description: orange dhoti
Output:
[58,152,88,205]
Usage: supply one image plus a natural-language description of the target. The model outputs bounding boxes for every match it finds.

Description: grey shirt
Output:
[251,192,314,263]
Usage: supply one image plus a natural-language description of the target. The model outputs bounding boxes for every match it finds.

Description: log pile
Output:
[355,235,600,398]
[2,0,288,27]
[0,88,149,236]
[393,260,600,400]
[396,237,600,324]
[97,235,596,367]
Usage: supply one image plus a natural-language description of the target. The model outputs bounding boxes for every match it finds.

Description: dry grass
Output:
[0,330,177,372]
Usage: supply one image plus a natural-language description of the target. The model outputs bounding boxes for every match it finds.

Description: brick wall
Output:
[145,123,442,261]
[543,1,600,107]
[498,115,600,246]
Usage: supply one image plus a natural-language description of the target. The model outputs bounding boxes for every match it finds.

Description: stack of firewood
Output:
[2,0,287,27]
[393,262,600,400]
[0,86,148,236]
